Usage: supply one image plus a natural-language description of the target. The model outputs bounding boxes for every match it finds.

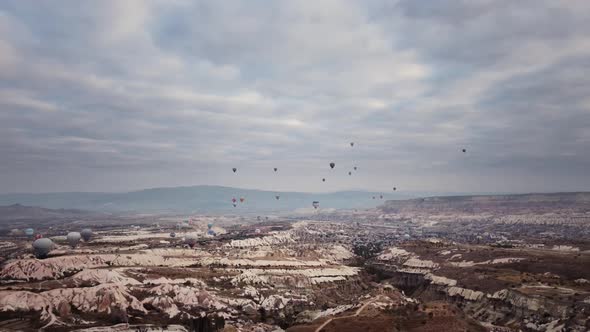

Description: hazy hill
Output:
[380,192,590,214]
[0,204,102,221]
[0,185,418,213]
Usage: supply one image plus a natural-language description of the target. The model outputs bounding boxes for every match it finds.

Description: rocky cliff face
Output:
[368,245,589,331]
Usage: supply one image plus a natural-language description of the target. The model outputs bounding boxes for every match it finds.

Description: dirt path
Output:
[314,300,373,332]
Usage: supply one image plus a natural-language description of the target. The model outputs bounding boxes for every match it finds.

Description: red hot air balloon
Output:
[240,197,245,203]
[35,234,43,240]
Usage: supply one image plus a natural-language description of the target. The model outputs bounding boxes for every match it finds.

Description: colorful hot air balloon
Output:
[34,234,43,240]
[170,232,176,238]
[240,197,245,203]
[312,201,320,209]
[25,228,34,237]
[207,223,213,229]
[329,162,335,169]
[232,198,237,203]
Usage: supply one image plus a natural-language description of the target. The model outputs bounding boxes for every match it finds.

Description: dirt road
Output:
[314,300,373,332]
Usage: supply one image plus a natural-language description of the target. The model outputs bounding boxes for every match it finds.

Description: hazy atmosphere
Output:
[1,0,589,194]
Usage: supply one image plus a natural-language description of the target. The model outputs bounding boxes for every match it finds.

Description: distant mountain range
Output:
[0,185,425,213]
[380,192,590,214]
[0,204,105,222]
[0,187,587,215]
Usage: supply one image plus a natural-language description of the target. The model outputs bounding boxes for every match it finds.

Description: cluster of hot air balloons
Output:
[29,228,93,258]
[231,196,246,208]
[225,142,469,209]
[65,228,92,248]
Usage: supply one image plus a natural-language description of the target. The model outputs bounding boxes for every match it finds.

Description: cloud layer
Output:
[1,1,589,193]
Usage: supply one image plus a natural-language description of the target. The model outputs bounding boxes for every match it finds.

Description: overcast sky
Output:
[1,1,589,194]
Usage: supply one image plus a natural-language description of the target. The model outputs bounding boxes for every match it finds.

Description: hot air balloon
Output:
[329,162,335,169]
[322,178,326,182]
[232,167,237,173]
[312,201,320,209]
[207,229,216,236]
[170,232,176,238]
[257,216,261,221]
[9,229,22,236]
[66,232,81,248]
[232,198,237,203]
[32,238,53,259]
[273,168,278,172]
[348,171,352,176]
[255,229,261,234]
[350,142,354,147]
[233,203,237,207]
[184,234,198,248]
[353,166,357,171]
[81,228,93,242]
[372,196,376,199]
[393,187,397,191]
[207,223,213,229]
[25,228,34,237]
[35,234,43,240]
[240,197,245,203]
[462,148,466,153]
[380,195,383,199]
[275,195,280,200]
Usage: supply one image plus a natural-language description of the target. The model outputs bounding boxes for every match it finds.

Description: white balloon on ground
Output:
[66,232,81,248]
[32,238,54,258]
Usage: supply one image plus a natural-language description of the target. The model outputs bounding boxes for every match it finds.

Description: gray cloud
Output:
[0,0,589,194]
